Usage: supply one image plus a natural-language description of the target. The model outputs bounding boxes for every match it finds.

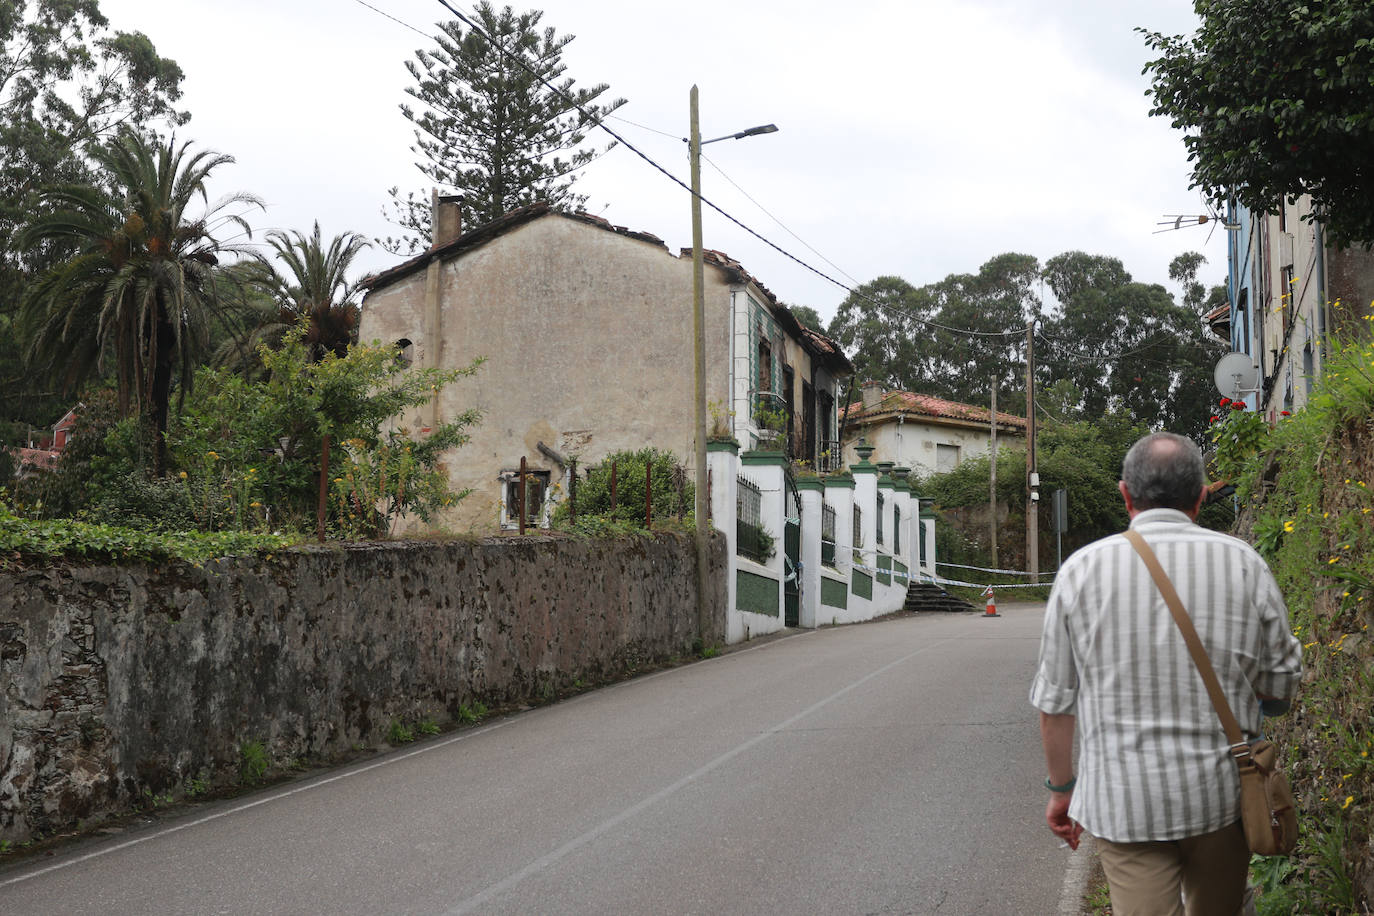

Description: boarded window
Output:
[500,469,550,528]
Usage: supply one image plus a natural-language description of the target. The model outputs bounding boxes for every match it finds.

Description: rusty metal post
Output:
[518,455,527,536]
[569,457,578,524]
[646,461,653,529]
[317,433,331,543]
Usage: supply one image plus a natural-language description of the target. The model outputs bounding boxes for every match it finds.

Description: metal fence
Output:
[821,502,836,567]
[817,440,842,473]
[876,491,885,546]
[736,475,769,562]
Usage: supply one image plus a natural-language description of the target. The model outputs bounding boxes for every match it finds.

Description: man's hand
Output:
[1046,792,1083,850]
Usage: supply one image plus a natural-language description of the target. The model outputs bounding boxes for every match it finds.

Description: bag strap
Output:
[1122,529,1247,749]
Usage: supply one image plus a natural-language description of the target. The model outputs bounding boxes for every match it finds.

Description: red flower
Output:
[1281,410,1291,416]
[1209,415,1220,424]
[1219,397,1232,407]
[1231,402,1245,410]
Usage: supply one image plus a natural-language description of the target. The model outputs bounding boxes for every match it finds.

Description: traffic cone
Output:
[982,585,1000,618]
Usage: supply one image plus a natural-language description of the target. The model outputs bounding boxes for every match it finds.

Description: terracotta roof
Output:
[13,447,61,471]
[843,388,1027,429]
[1204,302,1229,322]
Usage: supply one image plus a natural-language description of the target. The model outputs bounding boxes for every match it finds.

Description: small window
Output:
[500,468,550,529]
[395,338,414,367]
[936,443,960,472]
[757,339,773,395]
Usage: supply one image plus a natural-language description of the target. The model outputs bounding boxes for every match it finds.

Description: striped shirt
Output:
[1029,508,1303,843]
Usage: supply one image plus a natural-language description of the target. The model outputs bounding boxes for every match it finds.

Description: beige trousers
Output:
[1095,820,1250,916]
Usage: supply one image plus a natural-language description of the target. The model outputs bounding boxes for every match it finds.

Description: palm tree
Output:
[20,127,260,474]
[221,221,370,370]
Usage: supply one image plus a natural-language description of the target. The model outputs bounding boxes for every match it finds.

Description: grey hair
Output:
[1121,432,1205,511]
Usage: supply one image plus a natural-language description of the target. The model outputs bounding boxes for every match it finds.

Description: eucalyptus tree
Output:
[20,127,260,473]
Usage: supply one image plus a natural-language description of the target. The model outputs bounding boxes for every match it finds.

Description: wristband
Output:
[1045,776,1077,793]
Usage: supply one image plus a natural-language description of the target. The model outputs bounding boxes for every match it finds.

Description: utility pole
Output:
[690,86,709,644]
[989,379,998,567]
[1025,322,1039,584]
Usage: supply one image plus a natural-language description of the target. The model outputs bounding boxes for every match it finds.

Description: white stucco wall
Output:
[359,215,735,532]
[843,416,1024,480]
[358,213,846,533]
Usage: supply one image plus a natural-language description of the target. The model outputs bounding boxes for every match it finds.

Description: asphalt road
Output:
[0,601,1073,915]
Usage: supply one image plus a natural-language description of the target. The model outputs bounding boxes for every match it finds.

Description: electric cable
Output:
[426,0,1027,340]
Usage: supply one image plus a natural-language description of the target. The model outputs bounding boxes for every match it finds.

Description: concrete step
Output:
[903,582,979,613]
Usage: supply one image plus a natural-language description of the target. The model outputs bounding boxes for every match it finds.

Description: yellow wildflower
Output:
[1342,796,1354,810]
[1283,520,1295,532]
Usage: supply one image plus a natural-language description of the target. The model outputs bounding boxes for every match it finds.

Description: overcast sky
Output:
[98,0,1223,326]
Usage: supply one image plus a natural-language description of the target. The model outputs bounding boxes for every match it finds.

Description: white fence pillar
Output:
[850,442,879,621]
[733,449,788,642]
[796,478,823,628]
[707,439,739,639]
[892,467,915,594]
[821,475,855,625]
[875,462,900,614]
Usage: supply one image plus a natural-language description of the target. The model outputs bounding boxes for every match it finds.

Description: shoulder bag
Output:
[1123,529,1298,856]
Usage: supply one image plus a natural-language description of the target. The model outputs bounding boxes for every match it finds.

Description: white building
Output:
[840,383,1026,478]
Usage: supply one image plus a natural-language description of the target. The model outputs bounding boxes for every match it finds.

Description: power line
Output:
[701,152,862,288]
[350,0,431,38]
[426,0,1026,341]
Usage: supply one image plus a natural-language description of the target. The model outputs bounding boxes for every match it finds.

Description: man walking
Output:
[1030,432,1302,915]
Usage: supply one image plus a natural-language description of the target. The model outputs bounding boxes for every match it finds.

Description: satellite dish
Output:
[1214,352,1260,403]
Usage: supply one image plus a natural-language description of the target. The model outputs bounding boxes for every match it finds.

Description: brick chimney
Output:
[860,380,883,410]
[431,191,463,248]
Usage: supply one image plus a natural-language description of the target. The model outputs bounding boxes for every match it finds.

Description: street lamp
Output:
[687,85,778,642]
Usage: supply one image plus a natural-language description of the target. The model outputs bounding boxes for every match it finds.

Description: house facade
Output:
[1226,196,1374,418]
[357,201,852,533]
[840,383,1026,479]
[9,405,79,479]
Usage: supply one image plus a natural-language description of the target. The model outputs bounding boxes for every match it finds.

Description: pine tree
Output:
[382,2,625,255]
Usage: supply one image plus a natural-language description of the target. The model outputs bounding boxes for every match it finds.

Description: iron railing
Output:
[821,502,836,567]
[816,439,842,473]
[736,475,769,562]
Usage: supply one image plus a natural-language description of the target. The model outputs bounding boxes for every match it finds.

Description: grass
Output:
[238,739,269,786]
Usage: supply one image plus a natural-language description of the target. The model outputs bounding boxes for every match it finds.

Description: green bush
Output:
[554,448,693,529]
[0,494,292,566]
[84,473,197,532]
[168,323,483,537]
[1233,335,1374,913]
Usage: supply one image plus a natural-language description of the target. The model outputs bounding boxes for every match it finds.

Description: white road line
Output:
[444,636,953,915]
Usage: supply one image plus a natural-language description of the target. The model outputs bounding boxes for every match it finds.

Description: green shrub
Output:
[554,448,693,529]
[1233,334,1374,912]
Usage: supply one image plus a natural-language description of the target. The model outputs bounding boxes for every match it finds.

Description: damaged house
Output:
[357,200,852,533]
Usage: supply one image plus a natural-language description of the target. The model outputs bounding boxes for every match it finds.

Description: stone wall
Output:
[0,532,727,844]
